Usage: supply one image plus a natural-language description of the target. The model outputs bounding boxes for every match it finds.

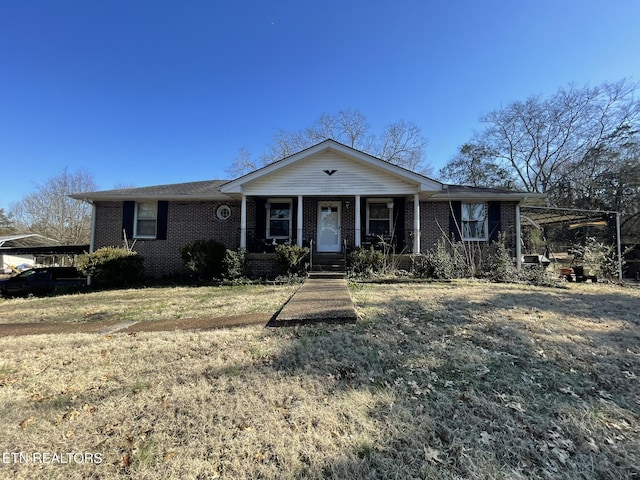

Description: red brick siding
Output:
[93,198,520,277]
[94,200,241,278]
[418,201,518,255]
[420,202,452,250]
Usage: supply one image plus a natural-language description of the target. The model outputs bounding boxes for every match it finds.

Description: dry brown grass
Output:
[1,280,639,479]
[0,284,298,324]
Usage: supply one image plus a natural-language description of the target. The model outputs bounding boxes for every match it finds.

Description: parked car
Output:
[0,267,87,297]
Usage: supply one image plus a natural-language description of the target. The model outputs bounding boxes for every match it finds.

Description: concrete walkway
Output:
[272,276,357,325]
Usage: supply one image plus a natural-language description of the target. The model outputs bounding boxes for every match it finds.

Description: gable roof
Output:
[70,141,545,203]
[71,180,232,202]
[220,139,443,195]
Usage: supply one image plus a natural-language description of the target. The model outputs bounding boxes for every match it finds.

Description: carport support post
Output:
[616,212,622,281]
[515,203,522,270]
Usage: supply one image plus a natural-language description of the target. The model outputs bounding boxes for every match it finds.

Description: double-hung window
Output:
[267,200,291,239]
[367,200,393,236]
[461,203,487,241]
[135,202,158,238]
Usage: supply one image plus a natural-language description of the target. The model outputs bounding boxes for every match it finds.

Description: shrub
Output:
[518,265,557,287]
[77,247,144,288]
[180,239,227,280]
[223,248,248,280]
[415,238,474,279]
[482,232,515,282]
[348,247,384,277]
[574,237,621,281]
[415,239,454,279]
[275,244,310,275]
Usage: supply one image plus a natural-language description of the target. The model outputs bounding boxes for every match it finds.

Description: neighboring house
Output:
[71,139,540,277]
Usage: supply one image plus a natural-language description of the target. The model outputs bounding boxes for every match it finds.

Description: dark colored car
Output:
[0,267,87,297]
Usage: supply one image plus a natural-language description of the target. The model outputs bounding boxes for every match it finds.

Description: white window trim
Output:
[366,198,393,236]
[134,201,158,239]
[266,198,292,239]
[461,202,488,241]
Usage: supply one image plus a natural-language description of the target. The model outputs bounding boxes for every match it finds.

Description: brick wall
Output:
[417,201,519,256]
[246,253,279,278]
[420,201,452,251]
[93,198,521,277]
[94,200,241,278]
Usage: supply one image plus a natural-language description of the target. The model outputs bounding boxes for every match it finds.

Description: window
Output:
[367,200,393,236]
[135,201,158,238]
[216,204,231,220]
[462,203,487,241]
[267,200,291,239]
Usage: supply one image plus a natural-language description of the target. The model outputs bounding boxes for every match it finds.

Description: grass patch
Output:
[0,284,298,324]
[0,281,639,478]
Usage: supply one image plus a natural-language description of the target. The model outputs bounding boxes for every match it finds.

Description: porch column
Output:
[297,195,303,247]
[515,203,522,270]
[355,195,361,247]
[413,193,421,254]
[240,194,247,250]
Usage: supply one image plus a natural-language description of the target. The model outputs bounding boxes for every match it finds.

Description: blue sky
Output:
[1,0,639,209]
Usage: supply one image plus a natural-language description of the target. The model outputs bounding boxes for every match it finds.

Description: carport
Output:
[518,206,622,280]
[0,234,89,272]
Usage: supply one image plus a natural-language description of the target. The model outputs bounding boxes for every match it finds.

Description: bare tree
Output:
[10,168,98,244]
[226,109,430,177]
[477,79,640,197]
[439,143,515,188]
[377,119,429,174]
[0,208,16,234]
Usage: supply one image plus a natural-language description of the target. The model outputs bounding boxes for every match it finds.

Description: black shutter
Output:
[255,198,266,239]
[291,198,298,243]
[393,197,405,250]
[487,201,501,242]
[156,201,169,240]
[449,201,462,241]
[360,197,367,238]
[122,201,135,240]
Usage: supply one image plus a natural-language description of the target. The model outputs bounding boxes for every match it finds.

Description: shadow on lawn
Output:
[258,284,640,479]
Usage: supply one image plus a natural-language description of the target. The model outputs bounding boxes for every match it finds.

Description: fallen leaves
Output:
[424,446,443,464]
[19,415,34,429]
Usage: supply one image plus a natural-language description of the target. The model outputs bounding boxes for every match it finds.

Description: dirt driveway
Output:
[0,313,273,337]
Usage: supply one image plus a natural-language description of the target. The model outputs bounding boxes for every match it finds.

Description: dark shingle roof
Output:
[71,180,232,201]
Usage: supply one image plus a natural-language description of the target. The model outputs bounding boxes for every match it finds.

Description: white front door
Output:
[317,202,341,252]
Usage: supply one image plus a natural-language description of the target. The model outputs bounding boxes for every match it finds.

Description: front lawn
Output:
[0,281,639,479]
[0,284,299,324]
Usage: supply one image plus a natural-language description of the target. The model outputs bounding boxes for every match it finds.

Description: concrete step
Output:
[308,271,346,279]
[311,253,346,273]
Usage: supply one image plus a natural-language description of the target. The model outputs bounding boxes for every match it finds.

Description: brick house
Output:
[72,140,538,277]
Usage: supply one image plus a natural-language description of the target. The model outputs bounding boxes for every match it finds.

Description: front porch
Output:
[238,195,424,255]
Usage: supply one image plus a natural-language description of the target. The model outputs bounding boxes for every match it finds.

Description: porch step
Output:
[309,271,346,280]
[311,253,346,273]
